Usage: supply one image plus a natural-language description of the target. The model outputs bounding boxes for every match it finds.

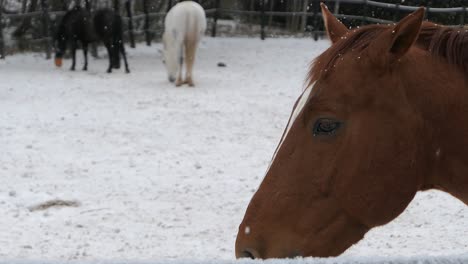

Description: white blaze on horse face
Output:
[283,84,314,143]
[265,83,315,174]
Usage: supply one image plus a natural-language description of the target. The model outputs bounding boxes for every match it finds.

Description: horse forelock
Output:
[307,25,388,87]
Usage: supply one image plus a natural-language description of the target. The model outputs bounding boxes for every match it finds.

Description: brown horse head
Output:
[236,4,468,259]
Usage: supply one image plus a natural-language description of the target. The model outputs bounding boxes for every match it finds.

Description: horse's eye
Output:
[313,118,342,136]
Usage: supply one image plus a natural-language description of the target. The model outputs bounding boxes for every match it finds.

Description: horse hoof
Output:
[185,78,194,87]
[70,68,75,71]
[125,69,130,74]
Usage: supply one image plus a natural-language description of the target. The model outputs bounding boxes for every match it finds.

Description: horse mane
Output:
[417,22,468,75]
[56,6,83,40]
[308,22,468,86]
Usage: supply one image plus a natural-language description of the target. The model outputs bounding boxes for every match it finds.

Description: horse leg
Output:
[119,41,130,73]
[104,42,113,73]
[82,42,88,71]
[184,39,198,87]
[175,50,184,87]
[70,40,77,71]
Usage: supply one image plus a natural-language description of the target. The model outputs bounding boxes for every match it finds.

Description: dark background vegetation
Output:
[1,0,467,55]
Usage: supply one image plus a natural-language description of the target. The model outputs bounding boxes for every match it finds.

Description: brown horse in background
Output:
[236,4,467,259]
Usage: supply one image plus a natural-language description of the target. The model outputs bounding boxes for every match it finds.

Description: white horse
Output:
[162,1,206,87]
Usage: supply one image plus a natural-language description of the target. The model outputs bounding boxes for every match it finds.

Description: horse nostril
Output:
[242,250,255,259]
[238,248,260,259]
[289,251,303,258]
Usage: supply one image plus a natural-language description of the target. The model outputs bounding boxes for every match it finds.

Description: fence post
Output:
[312,0,319,41]
[460,6,466,29]
[114,0,120,11]
[125,0,135,48]
[301,0,309,33]
[0,0,4,59]
[260,0,266,40]
[333,0,340,14]
[361,0,368,26]
[41,0,51,59]
[167,0,173,12]
[393,3,400,23]
[143,0,151,45]
[211,0,220,37]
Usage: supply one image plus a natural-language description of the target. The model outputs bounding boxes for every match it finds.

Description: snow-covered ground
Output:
[0,38,467,262]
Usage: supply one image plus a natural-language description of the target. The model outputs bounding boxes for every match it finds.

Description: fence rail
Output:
[0,0,467,59]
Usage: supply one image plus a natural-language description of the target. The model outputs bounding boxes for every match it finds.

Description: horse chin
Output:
[236,193,370,259]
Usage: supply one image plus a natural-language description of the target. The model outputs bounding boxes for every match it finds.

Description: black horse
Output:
[55,6,130,73]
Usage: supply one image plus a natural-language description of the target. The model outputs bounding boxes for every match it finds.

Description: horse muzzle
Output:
[235,234,302,259]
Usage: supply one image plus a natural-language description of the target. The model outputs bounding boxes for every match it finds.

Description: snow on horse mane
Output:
[163,1,206,87]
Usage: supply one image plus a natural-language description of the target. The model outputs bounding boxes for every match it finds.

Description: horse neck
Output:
[401,50,468,205]
[169,38,183,63]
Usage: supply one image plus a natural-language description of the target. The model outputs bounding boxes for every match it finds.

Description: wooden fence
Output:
[0,0,467,59]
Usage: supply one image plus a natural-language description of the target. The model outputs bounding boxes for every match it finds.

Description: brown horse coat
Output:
[236,4,467,259]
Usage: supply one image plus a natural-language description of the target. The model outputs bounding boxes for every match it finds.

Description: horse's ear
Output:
[389,7,425,58]
[321,3,348,43]
[371,7,425,64]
